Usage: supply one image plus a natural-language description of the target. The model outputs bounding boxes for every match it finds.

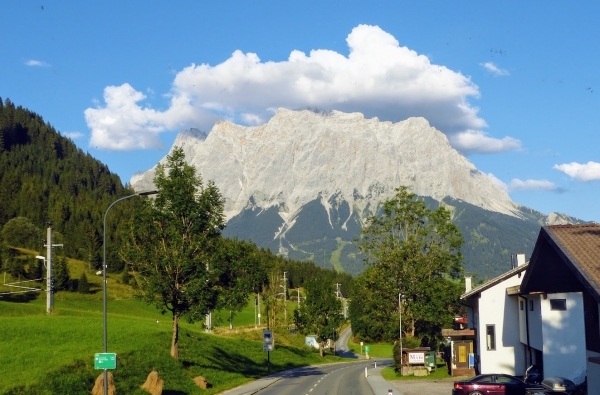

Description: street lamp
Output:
[102,190,157,394]
[399,293,403,374]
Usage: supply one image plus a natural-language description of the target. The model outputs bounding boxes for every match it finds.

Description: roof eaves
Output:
[461,263,529,299]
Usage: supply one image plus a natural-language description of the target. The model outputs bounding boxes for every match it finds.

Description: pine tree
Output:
[52,256,71,292]
[78,273,89,294]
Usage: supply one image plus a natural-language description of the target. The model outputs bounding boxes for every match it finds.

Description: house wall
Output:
[520,295,543,351]
[587,350,600,395]
[541,292,586,383]
[477,275,525,375]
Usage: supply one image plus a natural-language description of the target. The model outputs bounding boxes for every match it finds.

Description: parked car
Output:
[453,374,542,395]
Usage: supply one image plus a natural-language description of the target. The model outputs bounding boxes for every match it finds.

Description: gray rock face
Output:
[131,108,520,222]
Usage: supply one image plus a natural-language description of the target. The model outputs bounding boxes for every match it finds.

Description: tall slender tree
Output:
[124,147,258,359]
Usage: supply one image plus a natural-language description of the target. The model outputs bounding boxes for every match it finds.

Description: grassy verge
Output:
[0,253,346,394]
[347,336,394,358]
[0,295,345,394]
[381,363,453,381]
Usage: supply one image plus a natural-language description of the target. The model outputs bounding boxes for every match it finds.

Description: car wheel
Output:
[469,392,484,395]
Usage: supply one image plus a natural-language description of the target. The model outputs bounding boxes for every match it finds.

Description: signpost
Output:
[94,353,117,370]
[408,352,425,364]
[263,329,273,373]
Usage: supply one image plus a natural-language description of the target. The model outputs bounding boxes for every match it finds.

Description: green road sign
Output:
[94,353,117,369]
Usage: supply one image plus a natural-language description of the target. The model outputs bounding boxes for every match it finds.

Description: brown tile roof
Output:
[546,223,600,295]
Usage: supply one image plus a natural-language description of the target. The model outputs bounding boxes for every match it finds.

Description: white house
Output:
[519,223,600,390]
[459,253,528,376]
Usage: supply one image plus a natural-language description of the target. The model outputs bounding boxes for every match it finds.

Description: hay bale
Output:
[193,376,208,389]
[141,370,163,395]
[91,372,116,395]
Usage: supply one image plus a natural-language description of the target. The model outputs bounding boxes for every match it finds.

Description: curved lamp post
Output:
[102,190,157,394]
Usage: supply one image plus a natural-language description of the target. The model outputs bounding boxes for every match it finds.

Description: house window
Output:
[550,299,567,311]
[486,325,496,350]
[520,300,524,311]
[530,300,534,311]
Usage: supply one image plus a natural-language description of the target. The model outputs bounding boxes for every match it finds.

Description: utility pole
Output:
[205,263,211,332]
[283,271,287,327]
[43,225,64,314]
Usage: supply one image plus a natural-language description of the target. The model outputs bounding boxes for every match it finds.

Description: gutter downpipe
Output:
[523,295,533,366]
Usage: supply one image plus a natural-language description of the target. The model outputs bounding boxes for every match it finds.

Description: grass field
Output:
[0,253,344,394]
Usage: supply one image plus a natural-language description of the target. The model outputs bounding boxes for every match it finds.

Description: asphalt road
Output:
[252,361,376,395]
[220,327,455,395]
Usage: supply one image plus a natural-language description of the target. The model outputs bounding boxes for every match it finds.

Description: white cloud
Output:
[86,24,520,153]
[480,62,509,76]
[486,173,558,192]
[553,161,600,182]
[64,131,84,140]
[508,179,558,192]
[450,130,521,154]
[486,173,509,192]
[25,59,50,67]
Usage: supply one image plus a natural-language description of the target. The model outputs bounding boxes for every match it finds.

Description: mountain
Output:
[0,98,132,270]
[131,108,585,279]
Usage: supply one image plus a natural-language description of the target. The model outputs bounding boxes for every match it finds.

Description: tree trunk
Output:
[319,341,324,357]
[171,313,179,359]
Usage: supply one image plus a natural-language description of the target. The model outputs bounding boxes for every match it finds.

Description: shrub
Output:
[77,273,89,294]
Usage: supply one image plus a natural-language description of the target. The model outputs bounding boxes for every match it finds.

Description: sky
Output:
[2,1,600,222]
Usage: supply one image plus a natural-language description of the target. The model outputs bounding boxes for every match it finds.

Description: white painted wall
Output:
[520,295,543,351]
[477,274,525,375]
[587,350,600,394]
[541,292,586,383]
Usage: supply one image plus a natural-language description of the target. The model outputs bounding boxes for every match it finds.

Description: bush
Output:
[77,273,89,294]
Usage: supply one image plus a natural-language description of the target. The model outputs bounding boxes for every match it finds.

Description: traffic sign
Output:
[263,329,274,351]
[94,353,117,369]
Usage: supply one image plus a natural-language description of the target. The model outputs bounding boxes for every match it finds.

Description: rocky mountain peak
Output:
[131,108,520,221]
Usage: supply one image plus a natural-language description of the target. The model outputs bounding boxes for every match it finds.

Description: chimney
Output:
[465,276,472,292]
[517,253,526,266]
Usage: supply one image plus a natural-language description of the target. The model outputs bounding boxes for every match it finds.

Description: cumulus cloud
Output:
[86,24,519,153]
[486,173,559,193]
[553,161,600,182]
[450,130,521,154]
[25,59,50,67]
[480,62,509,76]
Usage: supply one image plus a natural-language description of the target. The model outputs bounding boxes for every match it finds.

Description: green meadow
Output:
[0,253,344,394]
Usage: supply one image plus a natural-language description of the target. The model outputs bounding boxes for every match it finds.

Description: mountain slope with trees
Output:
[0,97,134,271]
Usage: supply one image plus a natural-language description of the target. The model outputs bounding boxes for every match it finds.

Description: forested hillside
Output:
[0,98,354,294]
[0,97,132,270]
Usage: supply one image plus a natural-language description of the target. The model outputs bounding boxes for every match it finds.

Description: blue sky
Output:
[2,1,600,222]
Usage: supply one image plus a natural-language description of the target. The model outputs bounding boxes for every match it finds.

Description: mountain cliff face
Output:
[131,108,583,278]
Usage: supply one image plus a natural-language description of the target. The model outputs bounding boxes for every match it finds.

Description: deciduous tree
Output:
[355,186,463,344]
[124,148,261,360]
[294,278,343,357]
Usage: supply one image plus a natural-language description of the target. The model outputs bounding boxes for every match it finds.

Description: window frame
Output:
[550,299,567,311]
[486,324,496,351]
